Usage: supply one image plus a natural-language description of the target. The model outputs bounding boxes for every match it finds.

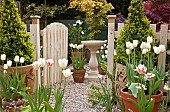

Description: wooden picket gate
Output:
[30,16,68,87]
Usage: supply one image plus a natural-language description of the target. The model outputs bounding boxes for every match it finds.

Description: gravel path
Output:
[63,79,99,112]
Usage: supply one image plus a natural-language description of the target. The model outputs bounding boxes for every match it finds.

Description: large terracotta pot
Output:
[121,88,163,112]
[72,69,86,83]
[0,65,35,94]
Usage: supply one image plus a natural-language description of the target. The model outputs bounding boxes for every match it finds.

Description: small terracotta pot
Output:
[121,88,162,112]
[72,69,86,83]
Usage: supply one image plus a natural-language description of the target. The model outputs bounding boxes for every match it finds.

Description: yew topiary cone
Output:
[0,0,34,66]
[115,0,155,64]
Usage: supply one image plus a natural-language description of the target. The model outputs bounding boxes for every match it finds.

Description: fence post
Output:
[158,24,168,72]
[107,15,116,88]
[30,15,41,87]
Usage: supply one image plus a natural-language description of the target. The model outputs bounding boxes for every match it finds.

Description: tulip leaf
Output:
[128,83,139,98]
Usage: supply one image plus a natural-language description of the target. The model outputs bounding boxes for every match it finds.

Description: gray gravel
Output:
[50,78,100,112]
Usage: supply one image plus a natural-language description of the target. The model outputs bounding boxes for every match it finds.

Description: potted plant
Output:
[0,0,34,93]
[69,0,113,39]
[121,37,169,112]
[68,19,86,58]
[70,44,86,83]
[0,56,29,111]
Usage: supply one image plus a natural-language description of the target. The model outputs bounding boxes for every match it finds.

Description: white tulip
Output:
[76,20,83,25]
[140,42,146,49]
[101,46,104,50]
[133,40,138,47]
[105,50,108,54]
[96,51,99,53]
[7,60,12,67]
[38,58,46,67]
[1,54,6,60]
[126,42,131,48]
[153,46,160,54]
[105,55,107,58]
[129,43,134,50]
[104,44,107,47]
[114,49,116,55]
[58,58,68,69]
[4,64,8,69]
[81,44,84,48]
[73,24,76,26]
[145,43,151,50]
[14,55,20,62]
[159,45,166,52]
[102,55,105,59]
[142,49,149,54]
[20,57,25,63]
[76,45,82,50]
[126,49,131,55]
[164,85,170,91]
[147,36,153,43]
[69,43,74,48]
[62,68,73,78]
[81,31,84,35]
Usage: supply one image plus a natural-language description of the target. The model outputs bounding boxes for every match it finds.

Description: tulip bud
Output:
[46,59,54,66]
[159,45,166,52]
[105,50,108,54]
[147,36,153,43]
[126,49,131,55]
[62,68,73,77]
[133,40,138,47]
[58,58,68,69]
[142,49,149,54]
[69,43,74,48]
[140,42,146,49]
[153,46,160,54]
[126,42,131,48]
[7,60,12,67]
[1,54,6,60]
[14,55,20,62]
[145,43,151,49]
[20,57,25,63]
[38,58,46,67]
[4,64,8,69]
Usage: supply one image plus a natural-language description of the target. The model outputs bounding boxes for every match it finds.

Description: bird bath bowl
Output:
[81,40,107,79]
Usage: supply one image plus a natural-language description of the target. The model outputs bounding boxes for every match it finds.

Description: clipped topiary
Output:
[115,0,155,64]
[0,0,34,66]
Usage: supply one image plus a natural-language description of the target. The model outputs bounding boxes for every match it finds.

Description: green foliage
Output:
[129,89,155,112]
[0,71,28,101]
[115,0,155,64]
[0,0,34,66]
[88,63,117,112]
[69,0,113,39]
[21,85,52,112]
[71,55,86,70]
[23,3,67,20]
[68,19,86,45]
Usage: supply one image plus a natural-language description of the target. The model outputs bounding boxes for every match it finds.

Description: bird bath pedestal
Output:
[81,40,107,80]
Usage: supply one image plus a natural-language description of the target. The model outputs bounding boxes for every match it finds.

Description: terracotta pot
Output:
[98,64,106,75]
[71,52,85,59]
[121,88,162,112]
[72,69,86,83]
[0,65,35,94]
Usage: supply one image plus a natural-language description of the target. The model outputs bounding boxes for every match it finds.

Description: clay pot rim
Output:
[121,88,163,102]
